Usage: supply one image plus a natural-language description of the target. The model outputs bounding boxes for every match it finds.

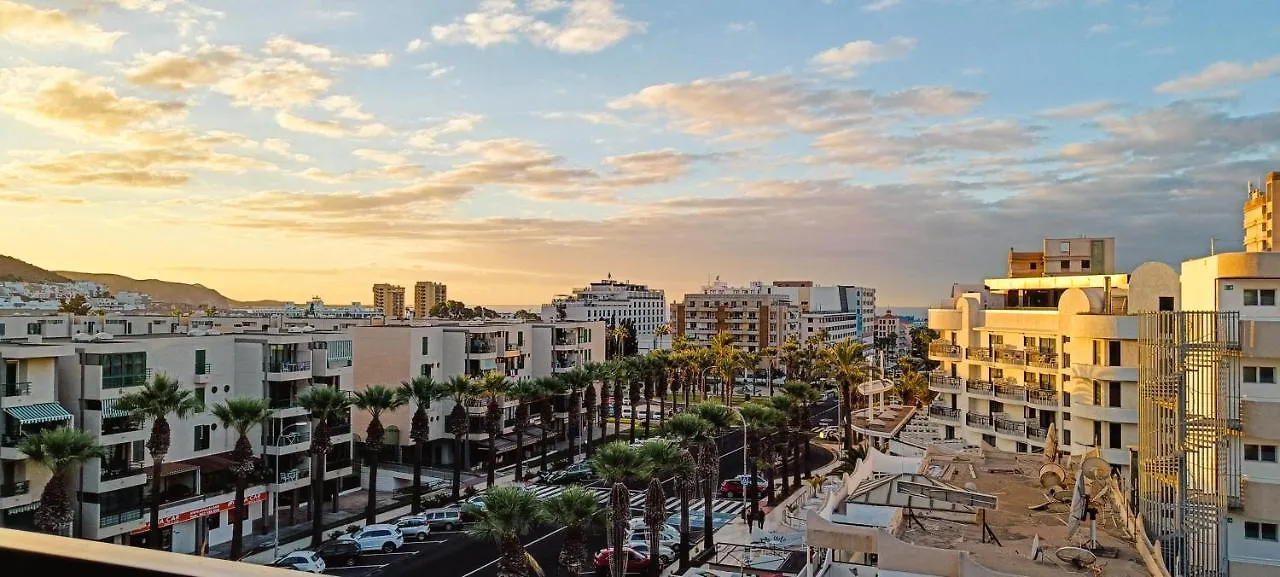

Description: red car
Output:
[718,475,766,498]
[593,547,654,572]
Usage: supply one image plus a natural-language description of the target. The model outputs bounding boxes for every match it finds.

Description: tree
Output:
[820,339,870,453]
[477,371,512,487]
[691,401,734,551]
[507,379,545,481]
[605,360,628,442]
[537,376,567,473]
[445,375,478,499]
[638,441,688,577]
[513,309,542,322]
[561,369,591,459]
[896,370,929,406]
[578,368,599,457]
[545,485,605,577]
[590,442,651,577]
[739,402,781,520]
[210,398,272,559]
[115,373,202,549]
[767,394,797,496]
[649,351,671,432]
[909,326,941,372]
[353,385,407,524]
[609,324,628,360]
[398,376,446,514]
[710,332,747,404]
[56,294,91,315]
[782,380,821,480]
[652,323,671,352]
[18,427,103,535]
[466,486,547,577]
[296,386,352,547]
[625,357,644,442]
[656,414,710,570]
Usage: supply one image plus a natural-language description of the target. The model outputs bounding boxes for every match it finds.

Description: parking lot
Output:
[319,523,470,576]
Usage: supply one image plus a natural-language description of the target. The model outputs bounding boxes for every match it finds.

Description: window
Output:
[1062,260,1071,271]
[194,424,210,451]
[1063,392,1071,407]
[1063,429,1072,445]
[1093,341,1102,365]
[420,364,432,377]
[1109,381,1122,408]
[1244,366,1276,383]
[1245,444,1278,462]
[1244,289,1277,306]
[1060,241,1071,253]
[1108,340,1122,366]
[1081,259,1091,270]
[26,322,40,335]
[1245,522,1278,541]
[1093,381,1102,406]
[421,336,429,355]
[194,387,206,408]
[1159,297,1175,312]
[1063,412,1071,421]
[1093,421,1102,445]
[1029,262,1037,270]
[1109,423,1121,449]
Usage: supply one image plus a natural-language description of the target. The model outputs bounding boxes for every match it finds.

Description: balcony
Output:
[927,405,961,423]
[993,416,1025,437]
[1026,423,1048,441]
[101,463,147,482]
[1026,388,1059,407]
[1027,351,1059,369]
[927,342,961,360]
[328,422,351,436]
[0,480,30,498]
[103,369,151,390]
[966,380,994,396]
[99,509,144,528]
[993,381,1026,402]
[267,361,312,382]
[264,431,311,455]
[993,347,1026,366]
[2,381,31,397]
[927,373,962,392]
[965,347,992,362]
[327,357,352,369]
[502,343,521,357]
[965,412,993,430]
[467,340,496,355]
[100,418,146,446]
[194,363,211,384]
[271,467,311,491]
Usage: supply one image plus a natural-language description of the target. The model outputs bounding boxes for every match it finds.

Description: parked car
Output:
[395,516,433,541]
[627,541,674,565]
[627,525,680,551]
[545,462,595,485]
[312,539,362,567]
[420,508,464,531]
[593,547,654,572]
[719,478,766,498]
[339,524,405,553]
[271,551,326,573]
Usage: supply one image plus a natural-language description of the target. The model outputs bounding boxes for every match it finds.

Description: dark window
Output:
[1245,289,1260,306]
[194,424,210,451]
[1109,381,1122,408]
[420,364,431,377]
[1093,381,1102,406]
[1093,421,1102,445]
[1245,522,1279,541]
[421,337,429,355]
[1063,429,1072,445]
[1109,423,1121,449]
[1158,297,1175,311]
[1245,366,1259,382]
[1030,263,1037,270]
[1064,412,1071,421]
[195,349,207,374]
[1063,392,1071,407]
[1265,290,1277,306]
[1246,444,1260,460]
[1265,445,1278,462]
[1081,260,1091,269]
[194,387,206,408]
[207,512,221,530]
[1263,367,1276,383]
[1108,340,1122,366]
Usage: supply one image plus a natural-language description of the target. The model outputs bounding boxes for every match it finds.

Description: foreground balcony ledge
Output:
[0,528,289,576]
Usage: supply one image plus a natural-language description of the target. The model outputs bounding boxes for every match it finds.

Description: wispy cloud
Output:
[1156,56,1280,93]
[862,0,903,12]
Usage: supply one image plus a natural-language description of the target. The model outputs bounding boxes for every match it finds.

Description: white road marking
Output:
[459,526,568,577]
[326,564,388,571]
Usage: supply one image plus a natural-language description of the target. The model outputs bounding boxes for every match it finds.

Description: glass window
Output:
[1264,445,1278,463]
[1108,423,1121,449]
[1263,367,1276,383]
[421,337,429,355]
[194,424,210,451]
[1245,366,1259,383]
[1245,522,1279,541]
[194,387,206,408]
[1245,289,1260,306]
[1108,381,1122,408]
[1265,290,1277,306]
[1108,341,1122,366]
[1245,444,1260,461]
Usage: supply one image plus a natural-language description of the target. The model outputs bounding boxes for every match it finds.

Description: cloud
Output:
[726,21,755,33]
[862,0,902,11]
[0,192,87,204]
[264,35,394,67]
[262,138,312,162]
[407,114,484,148]
[1040,100,1115,119]
[318,95,374,121]
[430,0,643,53]
[0,68,186,139]
[126,46,242,91]
[213,57,333,109]
[1088,23,1113,34]
[538,111,629,126]
[275,110,350,137]
[353,149,407,165]
[406,38,427,53]
[415,62,454,78]
[228,183,473,215]
[1155,56,1280,94]
[812,118,1041,169]
[810,37,918,77]
[0,0,125,51]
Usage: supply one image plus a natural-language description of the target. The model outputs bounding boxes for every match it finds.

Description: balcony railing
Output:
[994,381,1026,401]
[927,373,962,391]
[928,405,961,422]
[329,422,351,436]
[99,509,144,528]
[269,396,299,409]
[994,417,1025,436]
[467,341,495,354]
[928,342,961,359]
[505,343,520,352]
[0,480,30,498]
[1027,351,1059,369]
[1026,424,1048,441]
[965,347,992,362]
[101,463,146,481]
[326,458,352,471]
[327,357,352,369]
[195,363,211,376]
[965,412,993,430]
[993,347,1026,366]
[1,381,31,397]
[102,418,142,436]
[276,468,310,484]
[103,369,151,390]
[269,361,312,373]
[264,431,311,446]
[966,380,994,396]
[1,433,26,448]
[1026,388,1059,406]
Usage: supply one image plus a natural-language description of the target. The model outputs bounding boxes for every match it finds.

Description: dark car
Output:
[546,462,596,485]
[313,539,362,567]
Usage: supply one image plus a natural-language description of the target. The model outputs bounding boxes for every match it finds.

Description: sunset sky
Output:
[1,0,1278,307]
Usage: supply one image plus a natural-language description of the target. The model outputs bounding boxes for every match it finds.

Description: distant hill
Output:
[0,255,70,283]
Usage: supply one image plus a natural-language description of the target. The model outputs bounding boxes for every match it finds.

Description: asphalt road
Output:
[358,398,840,577]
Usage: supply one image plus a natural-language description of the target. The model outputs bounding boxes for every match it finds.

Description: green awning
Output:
[4,402,73,425]
[100,399,131,419]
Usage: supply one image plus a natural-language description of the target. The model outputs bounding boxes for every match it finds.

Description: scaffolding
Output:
[1138,311,1241,577]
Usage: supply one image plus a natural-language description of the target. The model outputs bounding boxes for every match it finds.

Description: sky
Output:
[1,0,1279,307]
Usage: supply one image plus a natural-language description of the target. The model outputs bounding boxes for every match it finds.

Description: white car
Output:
[271,550,326,573]
[628,517,677,532]
[628,525,680,551]
[395,516,433,541]
[627,541,675,564]
[340,523,405,553]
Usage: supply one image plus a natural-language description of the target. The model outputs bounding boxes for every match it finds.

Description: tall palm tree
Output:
[691,348,715,401]
[740,351,762,401]
[466,486,546,577]
[640,355,657,438]
[651,351,671,428]
[444,374,477,499]
[210,398,271,559]
[397,376,446,514]
[610,324,629,359]
[766,394,796,496]
[760,346,778,396]
[625,357,644,442]
[353,385,407,524]
[583,362,610,444]
[545,486,605,577]
[739,402,781,521]
[296,385,352,547]
[780,336,803,381]
[537,376,568,473]
[605,360,628,442]
[115,372,202,549]
[820,339,870,453]
[561,369,591,459]
[638,441,687,577]
[656,414,710,570]
[896,370,929,406]
[590,442,651,577]
[507,379,544,481]
[782,380,821,482]
[477,371,511,486]
[580,370,599,457]
[17,427,103,535]
[691,401,733,551]
[653,323,671,352]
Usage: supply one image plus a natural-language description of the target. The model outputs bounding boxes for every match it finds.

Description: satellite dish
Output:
[1055,546,1097,569]
[1081,458,1110,481]
[1039,463,1067,490]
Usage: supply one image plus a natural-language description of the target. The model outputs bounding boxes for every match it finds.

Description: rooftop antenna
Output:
[1210,237,1218,256]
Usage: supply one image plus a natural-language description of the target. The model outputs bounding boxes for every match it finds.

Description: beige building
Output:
[1005,237,1116,278]
[372,283,406,319]
[671,280,798,353]
[413,282,448,318]
[1243,171,1280,253]
[927,261,1179,474]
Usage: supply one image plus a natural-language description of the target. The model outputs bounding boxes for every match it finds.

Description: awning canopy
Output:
[100,398,132,420]
[4,402,73,425]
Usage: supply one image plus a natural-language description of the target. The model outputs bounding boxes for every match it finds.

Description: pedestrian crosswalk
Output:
[520,483,748,518]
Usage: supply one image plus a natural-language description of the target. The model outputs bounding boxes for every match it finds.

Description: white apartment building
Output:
[758,282,877,343]
[542,277,666,351]
[672,279,799,353]
[872,312,911,354]
[926,262,1180,475]
[0,314,361,553]
[352,320,604,477]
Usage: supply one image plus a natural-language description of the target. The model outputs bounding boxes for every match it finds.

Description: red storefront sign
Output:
[131,491,267,534]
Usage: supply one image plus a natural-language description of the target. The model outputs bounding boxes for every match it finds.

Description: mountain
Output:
[55,272,237,308]
[0,255,70,283]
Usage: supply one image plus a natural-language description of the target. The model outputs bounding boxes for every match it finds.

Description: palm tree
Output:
[561,369,591,459]
[610,324,629,359]
[353,385,407,523]
[114,372,202,549]
[590,442,651,577]
[545,486,605,577]
[739,402,781,521]
[638,441,688,577]
[210,398,272,559]
[689,348,714,402]
[651,351,671,428]
[605,360,628,442]
[580,370,599,456]
[782,380,821,481]
[537,376,568,473]
[780,336,803,381]
[477,371,511,487]
[507,379,545,481]
[760,346,778,396]
[896,370,929,406]
[656,413,710,570]
[296,385,352,547]
[583,362,610,444]
[444,374,477,498]
[766,394,796,496]
[467,486,547,577]
[397,376,446,514]
[17,427,103,535]
[820,339,870,453]
[625,358,644,442]
[640,355,657,437]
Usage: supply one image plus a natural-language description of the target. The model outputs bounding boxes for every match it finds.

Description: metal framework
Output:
[1138,311,1241,577]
